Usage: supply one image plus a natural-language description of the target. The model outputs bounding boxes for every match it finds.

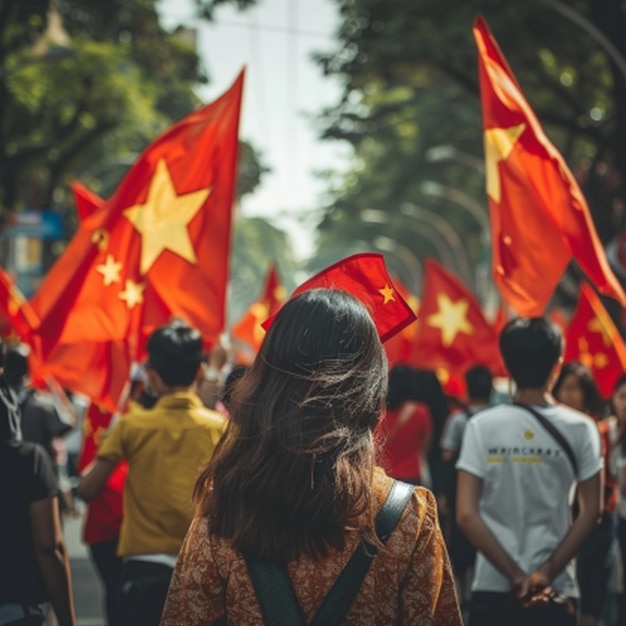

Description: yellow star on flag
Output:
[91,229,109,252]
[118,279,146,310]
[484,123,526,203]
[123,159,212,275]
[588,317,612,347]
[378,284,396,305]
[95,254,122,286]
[426,294,474,347]
[577,337,609,370]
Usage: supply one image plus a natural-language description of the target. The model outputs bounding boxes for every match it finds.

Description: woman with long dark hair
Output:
[160,289,462,625]
[610,373,626,624]
[553,362,615,626]
[376,364,433,486]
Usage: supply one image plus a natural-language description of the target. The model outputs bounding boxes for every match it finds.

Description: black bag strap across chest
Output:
[513,402,578,477]
[243,480,414,626]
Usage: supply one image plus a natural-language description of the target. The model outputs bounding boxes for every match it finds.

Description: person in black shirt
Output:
[0,341,77,626]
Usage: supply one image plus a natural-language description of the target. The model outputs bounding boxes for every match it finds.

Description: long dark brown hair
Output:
[195,289,388,561]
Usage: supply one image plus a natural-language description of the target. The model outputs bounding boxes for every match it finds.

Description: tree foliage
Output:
[312,0,626,300]
[0,0,267,221]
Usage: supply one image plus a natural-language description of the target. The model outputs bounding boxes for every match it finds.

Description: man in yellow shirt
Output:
[79,320,227,626]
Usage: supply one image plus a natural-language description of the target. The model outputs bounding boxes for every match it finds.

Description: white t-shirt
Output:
[456,403,603,597]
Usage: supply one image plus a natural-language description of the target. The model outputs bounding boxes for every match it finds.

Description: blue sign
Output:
[4,210,64,240]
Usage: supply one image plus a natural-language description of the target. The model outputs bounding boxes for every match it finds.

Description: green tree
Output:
[0,0,267,222]
[228,215,298,324]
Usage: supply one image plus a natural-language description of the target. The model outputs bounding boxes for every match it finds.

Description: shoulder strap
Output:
[513,402,578,477]
[244,480,415,626]
[309,480,414,626]
[242,554,306,626]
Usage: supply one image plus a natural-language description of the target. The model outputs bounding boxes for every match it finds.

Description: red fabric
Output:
[474,16,626,316]
[409,258,506,376]
[78,403,127,545]
[71,180,104,222]
[375,402,432,482]
[231,264,285,354]
[384,277,420,367]
[564,282,626,397]
[262,253,418,343]
[83,463,127,545]
[30,71,245,412]
[0,267,39,342]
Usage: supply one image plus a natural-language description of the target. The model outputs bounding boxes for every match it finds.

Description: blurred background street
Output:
[65,515,105,626]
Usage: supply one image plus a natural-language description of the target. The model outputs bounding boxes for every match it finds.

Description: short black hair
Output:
[146,319,203,387]
[465,365,493,401]
[499,318,563,390]
[3,345,29,388]
[386,365,416,410]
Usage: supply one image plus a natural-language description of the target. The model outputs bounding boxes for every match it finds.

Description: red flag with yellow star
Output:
[384,276,420,366]
[30,70,245,412]
[230,264,286,357]
[410,258,505,376]
[262,253,417,343]
[564,282,626,397]
[0,267,39,343]
[474,16,626,317]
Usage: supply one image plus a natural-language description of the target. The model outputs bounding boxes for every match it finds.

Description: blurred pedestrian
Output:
[611,374,626,625]
[376,364,433,486]
[0,339,77,626]
[78,319,227,626]
[440,365,493,615]
[553,361,616,626]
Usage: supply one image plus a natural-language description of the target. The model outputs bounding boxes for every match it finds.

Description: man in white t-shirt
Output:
[456,318,603,626]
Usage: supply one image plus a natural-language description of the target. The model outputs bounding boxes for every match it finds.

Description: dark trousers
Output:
[618,517,626,625]
[89,539,124,626]
[576,511,616,619]
[117,560,174,626]
[468,591,579,626]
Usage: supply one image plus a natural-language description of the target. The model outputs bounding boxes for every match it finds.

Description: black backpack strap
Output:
[244,480,415,626]
[309,480,414,626]
[514,402,578,477]
[243,554,306,626]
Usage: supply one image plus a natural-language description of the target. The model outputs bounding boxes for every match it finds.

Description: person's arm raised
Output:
[30,496,77,626]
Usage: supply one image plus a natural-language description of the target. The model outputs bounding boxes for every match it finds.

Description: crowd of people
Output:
[2,293,626,625]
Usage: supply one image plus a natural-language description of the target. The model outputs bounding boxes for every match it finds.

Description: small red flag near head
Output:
[261,253,417,342]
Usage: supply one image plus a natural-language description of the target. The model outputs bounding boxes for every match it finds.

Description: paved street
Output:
[65,516,106,626]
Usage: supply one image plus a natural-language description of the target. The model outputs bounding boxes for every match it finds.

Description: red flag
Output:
[262,253,417,343]
[71,181,104,222]
[410,258,505,376]
[548,307,569,335]
[384,276,420,366]
[231,264,286,355]
[0,267,39,343]
[564,282,626,397]
[30,70,245,411]
[474,16,626,316]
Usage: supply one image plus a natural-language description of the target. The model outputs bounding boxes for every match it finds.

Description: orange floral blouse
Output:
[160,470,463,625]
